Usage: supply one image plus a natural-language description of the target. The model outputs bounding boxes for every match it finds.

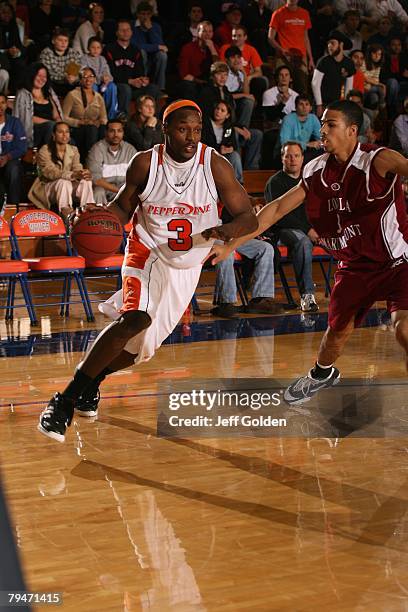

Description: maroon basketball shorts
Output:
[328,260,408,331]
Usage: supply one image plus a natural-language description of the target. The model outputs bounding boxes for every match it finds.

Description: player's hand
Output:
[202,243,233,265]
[201,224,235,242]
[71,203,100,223]
[307,227,319,243]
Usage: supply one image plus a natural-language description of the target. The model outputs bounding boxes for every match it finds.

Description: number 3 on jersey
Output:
[167,219,193,251]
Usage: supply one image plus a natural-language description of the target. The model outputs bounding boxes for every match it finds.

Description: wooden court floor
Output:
[1,284,408,611]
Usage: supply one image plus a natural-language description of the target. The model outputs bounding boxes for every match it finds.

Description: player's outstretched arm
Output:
[202,152,258,242]
[106,151,152,225]
[374,148,408,178]
[204,182,306,265]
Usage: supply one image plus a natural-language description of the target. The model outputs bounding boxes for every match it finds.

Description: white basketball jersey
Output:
[129,142,220,269]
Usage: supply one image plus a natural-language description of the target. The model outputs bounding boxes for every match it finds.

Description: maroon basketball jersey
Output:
[302,143,408,265]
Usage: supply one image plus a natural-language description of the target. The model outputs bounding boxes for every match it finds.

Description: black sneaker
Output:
[75,389,100,418]
[211,303,238,318]
[284,367,340,405]
[38,393,74,443]
[246,298,284,315]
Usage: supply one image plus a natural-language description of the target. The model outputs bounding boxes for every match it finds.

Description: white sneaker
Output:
[300,293,319,312]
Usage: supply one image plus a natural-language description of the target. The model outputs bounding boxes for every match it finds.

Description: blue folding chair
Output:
[10,209,94,322]
[0,216,37,324]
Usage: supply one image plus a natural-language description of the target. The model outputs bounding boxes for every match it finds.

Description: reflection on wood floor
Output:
[1,289,408,611]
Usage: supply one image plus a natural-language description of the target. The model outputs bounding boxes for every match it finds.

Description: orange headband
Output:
[162,99,202,123]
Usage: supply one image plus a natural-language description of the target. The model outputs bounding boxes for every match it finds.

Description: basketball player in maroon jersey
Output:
[38,100,258,441]
[205,99,408,404]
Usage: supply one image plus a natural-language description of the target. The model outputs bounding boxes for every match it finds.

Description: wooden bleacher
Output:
[243,170,275,197]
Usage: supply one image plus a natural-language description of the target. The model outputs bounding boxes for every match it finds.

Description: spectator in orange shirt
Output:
[220,25,268,104]
[268,0,314,94]
[214,3,242,47]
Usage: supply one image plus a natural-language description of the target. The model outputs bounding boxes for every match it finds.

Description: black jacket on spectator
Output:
[125,119,164,150]
[199,84,234,118]
[0,18,23,53]
[243,1,272,32]
[381,51,408,82]
[300,0,339,61]
[104,42,145,84]
[0,51,9,73]
[30,5,62,51]
[201,115,239,152]
[242,1,272,61]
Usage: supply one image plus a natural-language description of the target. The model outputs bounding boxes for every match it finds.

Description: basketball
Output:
[71,209,123,260]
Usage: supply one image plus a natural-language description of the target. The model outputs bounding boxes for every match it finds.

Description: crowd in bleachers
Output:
[0,0,407,216]
[0,0,407,319]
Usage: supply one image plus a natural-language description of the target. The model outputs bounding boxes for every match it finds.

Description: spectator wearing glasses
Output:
[80,37,118,120]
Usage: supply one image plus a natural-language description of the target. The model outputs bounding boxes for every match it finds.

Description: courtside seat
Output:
[25,255,86,271]
[0,217,37,324]
[80,228,127,299]
[10,210,94,322]
[0,260,30,273]
[277,245,335,305]
[84,254,124,297]
[85,254,124,268]
[312,246,330,256]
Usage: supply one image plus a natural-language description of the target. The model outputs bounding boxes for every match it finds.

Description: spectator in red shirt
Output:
[268,0,314,94]
[214,3,242,47]
[177,20,219,101]
[350,49,366,94]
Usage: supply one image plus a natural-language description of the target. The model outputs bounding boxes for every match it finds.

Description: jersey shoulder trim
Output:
[139,145,160,202]
[302,152,329,188]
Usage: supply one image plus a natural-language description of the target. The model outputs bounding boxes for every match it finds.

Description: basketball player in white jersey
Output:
[38,99,258,442]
